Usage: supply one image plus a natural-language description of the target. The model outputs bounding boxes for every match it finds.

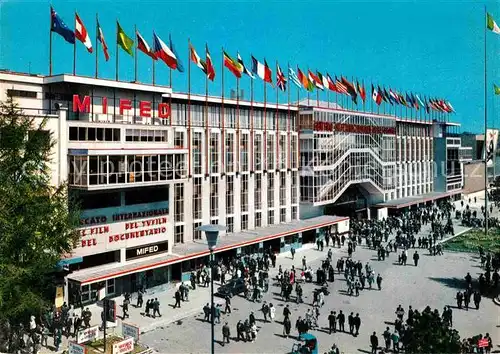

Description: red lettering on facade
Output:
[139,101,151,117]
[158,103,171,119]
[313,120,396,135]
[119,99,132,115]
[102,97,108,114]
[72,94,90,113]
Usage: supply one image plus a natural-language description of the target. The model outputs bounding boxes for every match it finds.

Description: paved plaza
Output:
[38,194,500,353]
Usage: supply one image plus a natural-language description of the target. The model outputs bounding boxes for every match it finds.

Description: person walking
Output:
[122,298,130,319]
[269,303,276,322]
[383,327,391,352]
[354,313,361,337]
[370,332,379,354]
[338,310,345,332]
[290,247,295,260]
[136,291,144,308]
[152,298,161,318]
[283,316,291,338]
[174,290,182,308]
[376,274,383,290]
[413,251,420,266]
[328,311,337,334]
[222,322,230,346]
[348,312,355,335]
[224,295,231,314]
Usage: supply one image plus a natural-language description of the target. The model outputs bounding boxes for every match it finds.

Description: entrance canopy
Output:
[68,215,348,285]
[375,190,462,209]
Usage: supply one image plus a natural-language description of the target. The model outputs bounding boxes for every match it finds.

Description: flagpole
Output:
[287,62,291,170]
[236,75,240,174]
[264,76,267,171]
[187,38,192,177]
[49,14,53,76]
[152,34,156,85]
[250,77,254,171]
[73,13,77,76]
[134,25,138,82]
[95,14,99,78]
[115,21,119,81]
[484,5,489,235]
[221,47,225,173]
[204,45,209,177]
[276,60,279,171]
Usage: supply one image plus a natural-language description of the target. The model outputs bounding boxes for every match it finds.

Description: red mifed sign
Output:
[314,121,396,135]
[72,94,171,118]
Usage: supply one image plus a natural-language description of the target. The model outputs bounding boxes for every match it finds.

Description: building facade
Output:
[1,70,467,304]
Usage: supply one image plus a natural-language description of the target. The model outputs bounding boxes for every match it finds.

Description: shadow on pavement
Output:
[428,276,465,290]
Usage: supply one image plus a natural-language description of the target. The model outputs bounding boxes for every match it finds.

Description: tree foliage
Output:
[0,97,79,324]
[404,307,461,354]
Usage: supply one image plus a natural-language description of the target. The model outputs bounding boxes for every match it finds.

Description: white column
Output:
[57,108,68,186]
[248,174,256,229]
[234,174,241,232]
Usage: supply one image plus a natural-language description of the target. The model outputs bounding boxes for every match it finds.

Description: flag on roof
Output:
[357,81,366,102]
[189,43,206,72]
[153,33,177,69]
[326,74,338,92]
[399,93,408,106]
[137,31,156,59]
[276,63,287,91]
[372,85,382,105]
[169,35,184,72]
[251,57,272,84]
[298,68,314,91]
[238,54,255,79]
[117,22,134,56]
[97,19,109,61]
[383,88,393,105]
[50,7,75,44]
[308,70,323,90]
[495,84,500,95]
[405,93,414,107]
[446,101,455,112]
[205,45,215,81]
[411,93,419,109]
[487,13,500,34]
[342,77,357,103]
[289,67,302,88]
[75,13,92,53]
[389,90,399,104]
[416,94,425,108]
[335,76,348,94]
[224,51,243,78]
[318,72,329,91]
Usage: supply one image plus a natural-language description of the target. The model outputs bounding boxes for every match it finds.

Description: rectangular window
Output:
[255,134,262,171]
[255,212,262,228]
[291,171,298,204]
[226,133,234,173]
[254,173,262,210]
[241,214,248,231]
[241,174,248,212]
[210,176,218,217]
[267,134,274,170]
[174,131,185,148]
[226,175,234,215]
[193,177,202,220]
[241,133,249,172]
[268,209,274,225]
[268,173,274,208]
[280,172,286,206]
[280,208,286,223]
[7,89,37,98]
[279,135,286,169]
[291,206,298,220]
[226,216,234,233]
[193,131,203,175]
[193,222,202,240]
[174,225,184,244]
[174,183,184,222]
[210,133,219,174]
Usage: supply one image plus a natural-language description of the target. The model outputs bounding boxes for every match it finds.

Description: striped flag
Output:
[288,67,302,88]
[238,54,255,79]
[276,63,286,91]
[75,13,92,53]
[97,19,109,61]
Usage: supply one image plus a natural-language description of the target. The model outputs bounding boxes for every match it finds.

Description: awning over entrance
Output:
[68,215,348,285]
[375,190,463,209]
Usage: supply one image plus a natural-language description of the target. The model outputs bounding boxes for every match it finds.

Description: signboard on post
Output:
[112,337,134,354]
[77,325,99,344]
[478,338,489,348]
[69,341,87,354]
[122,323,140,342]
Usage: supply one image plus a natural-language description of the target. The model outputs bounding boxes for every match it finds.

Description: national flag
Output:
[383,88,393,104]
[224,51,243,78]
[411,93,419,109]
[117,22,134,56]
[289,67,302,88]
[50,7,75,44]
[416,94,425,107]
[137,31,156,59]
[153,33,177,69]
[169,35,184,72]
[75,13,92,53]
[298,68,314,91]
[372,85,382,105]
[97,20,110,61]
[238,54,255,79]
[276,64,287,91]
[335,76,349,94]
[495,84,500,95]
[399,93,408,107]
[308,70,324,90]
[378,87,388,103]
[406,93,414,108]
[318,72,329,91]
[487,13,500,34]
[326,74,338,92]
[425,98,431,113]
[251,56,272,83]
[357,81,366,102]
[389,89,400,104]
[446,101,455,112]
[189,43,206,72]
[341,77,357,103]
[205,45,215,81]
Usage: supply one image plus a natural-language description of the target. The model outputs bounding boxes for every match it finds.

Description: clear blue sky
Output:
[1,0,499,132]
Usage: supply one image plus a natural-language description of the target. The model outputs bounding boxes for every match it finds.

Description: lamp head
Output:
[196,224,226,251]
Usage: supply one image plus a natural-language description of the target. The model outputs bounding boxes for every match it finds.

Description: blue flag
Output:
[50,7,75,44]
[169,34,184,73]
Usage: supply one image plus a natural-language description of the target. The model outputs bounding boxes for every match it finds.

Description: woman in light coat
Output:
[269,303,276,321]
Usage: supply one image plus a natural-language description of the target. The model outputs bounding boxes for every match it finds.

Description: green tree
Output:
[404,307,461,354]
[0,97,79,324]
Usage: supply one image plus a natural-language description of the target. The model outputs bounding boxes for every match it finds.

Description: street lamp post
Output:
[197,224,226,354]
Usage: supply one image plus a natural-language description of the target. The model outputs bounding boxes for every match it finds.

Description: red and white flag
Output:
[97,20,109,61]
[137,31,156,59]
[75,13,93,53]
